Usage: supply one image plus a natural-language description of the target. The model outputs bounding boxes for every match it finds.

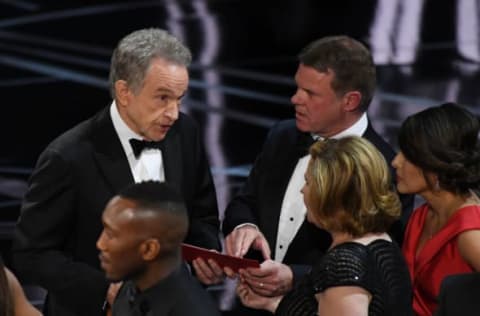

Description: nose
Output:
[291,89,304,106]
[165,102,179,121]
[96,230,106,251]
[392,153,401,169]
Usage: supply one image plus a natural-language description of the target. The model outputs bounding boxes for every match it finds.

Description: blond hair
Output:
[306,136,400,236]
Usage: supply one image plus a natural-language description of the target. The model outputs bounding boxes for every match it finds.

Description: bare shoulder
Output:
[316,286,370,316]
[458,230,480,271]
[4,268,42,316]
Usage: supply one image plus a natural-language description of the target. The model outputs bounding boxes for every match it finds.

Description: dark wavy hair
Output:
[398,103,480,195]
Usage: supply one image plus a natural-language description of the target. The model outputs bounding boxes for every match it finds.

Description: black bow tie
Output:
[296,133,316,158]
[129,138,164,158]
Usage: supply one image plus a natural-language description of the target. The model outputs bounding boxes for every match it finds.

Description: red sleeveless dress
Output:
[402,204,480,316]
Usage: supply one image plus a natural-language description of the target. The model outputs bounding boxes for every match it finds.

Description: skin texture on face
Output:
[392,152,430,195]
[116,58,189,141]
[301,171,316,225]
[291,64,349,137]
[97,197,146,282]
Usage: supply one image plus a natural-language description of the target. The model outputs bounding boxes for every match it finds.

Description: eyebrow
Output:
[101,216,115,232]
[154,88,186,99]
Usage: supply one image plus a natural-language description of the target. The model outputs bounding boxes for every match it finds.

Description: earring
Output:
[434,179,440,191]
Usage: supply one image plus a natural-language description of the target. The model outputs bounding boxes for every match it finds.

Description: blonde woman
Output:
[237,136,413,315]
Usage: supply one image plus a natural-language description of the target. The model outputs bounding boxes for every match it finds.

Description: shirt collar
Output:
[110,101,144,158]
[311,113,368,140]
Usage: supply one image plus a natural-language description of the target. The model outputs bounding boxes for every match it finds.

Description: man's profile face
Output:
[97,197,145,282]
[120,57,189,141]
[291,64,346,137]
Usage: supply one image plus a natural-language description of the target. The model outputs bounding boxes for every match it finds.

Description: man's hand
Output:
[239,259,293,297]
[192,256,225,285]
[224,225,271,259]
[236,280,282,313]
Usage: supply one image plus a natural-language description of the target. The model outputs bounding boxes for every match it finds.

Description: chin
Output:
[106,274,122,282]
[295,121,310,133]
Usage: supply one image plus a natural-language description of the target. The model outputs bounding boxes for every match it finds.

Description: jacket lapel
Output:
[91,108,133,194]
[161,122,183,193]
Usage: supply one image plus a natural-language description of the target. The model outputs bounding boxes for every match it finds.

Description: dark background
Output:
[0,0,479,310]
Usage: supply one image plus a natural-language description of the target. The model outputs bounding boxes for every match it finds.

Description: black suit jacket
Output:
[435,273,480,316]
[12,107,220,316]
[223,118,413,278]
[113,264,221,316]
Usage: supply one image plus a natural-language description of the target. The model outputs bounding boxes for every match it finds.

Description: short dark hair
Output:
[307,137,401,237]
[119,181,186,215]
[398,103,480,195]
[299,35,375,112]
[118,181,188,255]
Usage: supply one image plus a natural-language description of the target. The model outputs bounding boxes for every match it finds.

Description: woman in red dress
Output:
[392,103,480,316]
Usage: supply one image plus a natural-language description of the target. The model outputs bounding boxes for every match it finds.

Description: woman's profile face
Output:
[301,171,318,225]
[392,151,429,195]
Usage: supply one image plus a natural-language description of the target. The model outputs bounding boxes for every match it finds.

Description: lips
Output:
[99,254,108,267]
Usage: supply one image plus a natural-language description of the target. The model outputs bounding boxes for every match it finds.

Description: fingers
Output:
[260,238,271,260]
[240,260,293,297]
[225,226,258,257]
[236,282,250,304]
[224,266,237,278]
[192,257,224,285]
[242,278,276,297]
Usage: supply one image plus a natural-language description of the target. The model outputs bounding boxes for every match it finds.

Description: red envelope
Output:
[182,243,260,272]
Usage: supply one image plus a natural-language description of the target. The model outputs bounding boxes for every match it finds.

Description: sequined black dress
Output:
[275,240,413,316]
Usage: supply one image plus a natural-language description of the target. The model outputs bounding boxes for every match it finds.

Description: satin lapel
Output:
[91,108,133,194]
[162,125,183,194]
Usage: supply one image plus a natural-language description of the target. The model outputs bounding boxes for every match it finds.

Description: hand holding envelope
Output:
[182,243,260,285]
[182,243,260,271]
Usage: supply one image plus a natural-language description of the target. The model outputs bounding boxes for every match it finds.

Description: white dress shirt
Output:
[110,102,165,183]
[274,114,368,262]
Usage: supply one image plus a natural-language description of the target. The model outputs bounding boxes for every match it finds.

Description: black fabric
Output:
[435,272,480,316]
[275,240,413,316]
[113,265,221,316]
[12,107,220,316]
[129,138,164,157]
[222,119,413,316]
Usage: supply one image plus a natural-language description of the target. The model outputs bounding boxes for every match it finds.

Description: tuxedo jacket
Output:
[12,107,220,316]
[223,118,413,278]
[113,264,221,316]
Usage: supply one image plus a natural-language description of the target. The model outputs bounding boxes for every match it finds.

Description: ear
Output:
[139,238,161,261]
[342,91,362,112]
[114,80,132,107]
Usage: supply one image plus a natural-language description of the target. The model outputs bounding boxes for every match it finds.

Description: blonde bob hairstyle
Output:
[306,136,401,237]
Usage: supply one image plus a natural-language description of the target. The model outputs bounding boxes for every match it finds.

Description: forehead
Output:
[143,58,188,86]
[103,197,137,224]
[295,64,333,88]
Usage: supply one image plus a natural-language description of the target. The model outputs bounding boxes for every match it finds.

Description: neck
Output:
[317,112,363,138]
[423,190,474,222]
[329,231,354,248]
[134,255,181,291]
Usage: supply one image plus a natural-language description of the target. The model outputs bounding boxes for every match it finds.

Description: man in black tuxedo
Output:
[98,181,220,316]
[12,28,220,316]
[195,36,413,313]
